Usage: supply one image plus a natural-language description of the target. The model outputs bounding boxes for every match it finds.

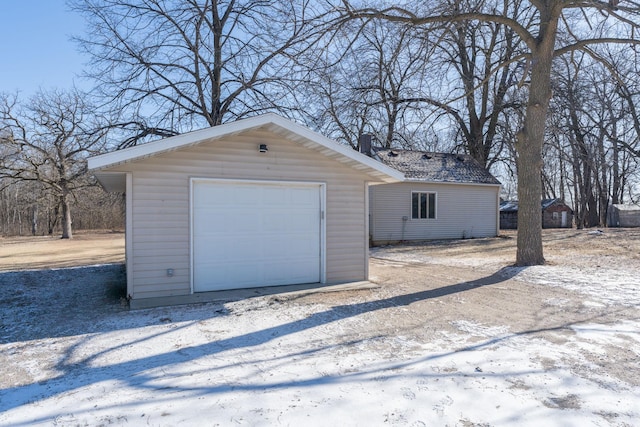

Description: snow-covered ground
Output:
[1,236,639,426]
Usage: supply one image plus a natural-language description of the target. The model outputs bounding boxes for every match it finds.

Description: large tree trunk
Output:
[516,123,545,265]
[515,5,560,266]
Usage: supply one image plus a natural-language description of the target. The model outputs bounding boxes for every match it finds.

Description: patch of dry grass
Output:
[0,230,125,271]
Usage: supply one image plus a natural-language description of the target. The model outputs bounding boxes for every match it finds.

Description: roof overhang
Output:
[611,204,640,211]
[93,171,127,192]
[404,178,501,187]
[88,113,404,191]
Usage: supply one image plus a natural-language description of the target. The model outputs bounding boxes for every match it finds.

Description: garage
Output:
[192,179,324,292]
[88,113,403,308]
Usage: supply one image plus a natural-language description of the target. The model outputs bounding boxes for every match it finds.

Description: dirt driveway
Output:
[0,229,639,426]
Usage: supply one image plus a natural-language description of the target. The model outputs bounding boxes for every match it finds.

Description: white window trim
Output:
[411,191,438,220]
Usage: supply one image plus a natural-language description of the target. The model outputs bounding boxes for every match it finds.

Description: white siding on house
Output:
[370,182,499,243]
[103,129,371,300]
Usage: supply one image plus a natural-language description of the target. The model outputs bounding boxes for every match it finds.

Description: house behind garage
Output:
[368,148,502,244]
[88,114,402,308]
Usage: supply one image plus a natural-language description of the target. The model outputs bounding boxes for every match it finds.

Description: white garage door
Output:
[192,179,323,292]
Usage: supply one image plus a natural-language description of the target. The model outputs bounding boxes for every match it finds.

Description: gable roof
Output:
[611,203,640,211]
[500,199,572,212]
[373,148,501,186]
[88,114,404,191]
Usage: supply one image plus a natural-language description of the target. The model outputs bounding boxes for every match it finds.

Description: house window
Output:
[412,192,436,219]
[552,212,559,220]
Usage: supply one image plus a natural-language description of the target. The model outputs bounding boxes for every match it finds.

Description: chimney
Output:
[359,134,372,157]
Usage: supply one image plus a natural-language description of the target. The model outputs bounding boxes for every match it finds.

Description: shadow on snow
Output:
[0,265,602,423]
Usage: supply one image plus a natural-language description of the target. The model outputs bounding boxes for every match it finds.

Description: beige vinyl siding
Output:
[370,182,499,243]
[104,129,370,300]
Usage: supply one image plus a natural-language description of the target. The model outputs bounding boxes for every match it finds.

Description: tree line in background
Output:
[0,90,125,238]
[1,0,639,264]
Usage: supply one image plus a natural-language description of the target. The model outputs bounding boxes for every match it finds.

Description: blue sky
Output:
[0,1,86,96]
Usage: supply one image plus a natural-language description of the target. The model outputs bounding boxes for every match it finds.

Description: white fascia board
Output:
[87,113,404,183]
[264,115,404,182]
[88,114,277,171]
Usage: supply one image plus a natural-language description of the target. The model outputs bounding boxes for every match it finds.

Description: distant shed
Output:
[499,200,519,230]
[541,199,574,228]
[608,204,640,227]
[500,199,573,229]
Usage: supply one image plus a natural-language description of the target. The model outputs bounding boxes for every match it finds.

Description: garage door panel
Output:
[287,236,319,255]
[289,212,319,230]
[193,180,322,292]
[263,212,288,232]
[199,235,266,260]
[234,186,260,204]
[197,262,263,289]
[193,209,229,231]
[290,186,318,205]
[232,211,262,233]
[263,260,316,282]
[262,186,288,204]
[196,258,318,290]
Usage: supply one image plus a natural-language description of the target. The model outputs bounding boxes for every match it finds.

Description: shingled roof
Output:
[500,199,572,212]
[373,148,501,185]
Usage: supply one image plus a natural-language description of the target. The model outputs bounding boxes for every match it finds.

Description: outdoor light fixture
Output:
[259,143,268,153]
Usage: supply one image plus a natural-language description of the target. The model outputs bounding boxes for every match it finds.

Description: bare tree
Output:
[553,55,600,229]
[339,0,640,265]
[72,0,325,145]
[294,21,380,149]
[291,18,439,150]
[0,90,106,239]
[305,9,525,163]
[427,2,528,169]
[546,48,640,228]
